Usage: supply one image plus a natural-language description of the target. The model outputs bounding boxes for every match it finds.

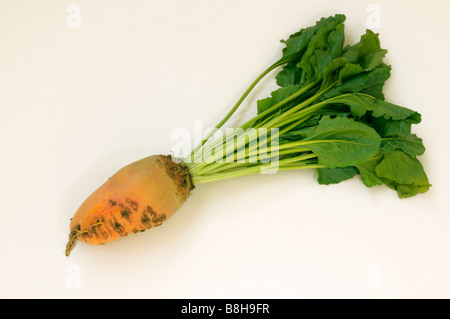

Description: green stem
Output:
[242,82,316,129]
[186,78,342,183]
[198,150,317,176]
[262,93,324,129]
[186,60,285,163]
[193,160,324,184]
[192,81,315,163]
[190,125,274,174]
[188,100,318,176]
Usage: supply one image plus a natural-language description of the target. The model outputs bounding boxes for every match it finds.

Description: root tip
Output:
[65,232,77,257]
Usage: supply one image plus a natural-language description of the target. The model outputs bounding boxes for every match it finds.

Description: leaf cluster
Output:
[188,14,430,198]
[257,14,430,197]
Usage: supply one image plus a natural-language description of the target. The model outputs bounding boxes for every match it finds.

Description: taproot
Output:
[65,155,193,256]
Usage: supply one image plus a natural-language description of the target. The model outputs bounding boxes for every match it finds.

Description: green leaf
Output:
[257,84,303,114]
[326,93,421,122]
[356,64,391,99]
[276,62,302,87]
[297,21,346,86]
[279,14,346,64]
[371,117,421,138]
[319,57,350,92]
[338,63,364,82]
[321,63,391,100]
[375,151,431,198]
[317,166,359,185]
[301,116,381,168]
[191,14,429,200]
[343,29,388,71]
[316,30,389,100]
[279,115,322,143]
[380,134,425,157]
[324,93,422,138]
[389,183,431,198]
[280,126,315,143]
[355,156,386,187]
[276,15,346,87]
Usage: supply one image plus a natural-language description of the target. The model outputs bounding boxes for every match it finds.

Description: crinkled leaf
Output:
[297,22,346,86]
[301,116,381,168]
[261,57,349,117]
[371,116,421,138]
[326,93,421,122]
[375,151,431,198]
[279,14,346,64]
[321,63,391,100]
[319,57,350,91]
[388,183,431,198]
[276,62,302,87]
[245,14,428,198]
[276,15,350,88]
[380,134,425,157]
[338,63,364,82]
[342,29,387,71]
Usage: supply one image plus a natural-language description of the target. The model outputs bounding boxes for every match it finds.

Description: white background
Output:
[1,0,449,299]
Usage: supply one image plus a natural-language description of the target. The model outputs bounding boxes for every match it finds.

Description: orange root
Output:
[66,155,193,256]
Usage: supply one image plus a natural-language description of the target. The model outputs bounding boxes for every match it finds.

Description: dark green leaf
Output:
[243,15,429,198]
[380,134,425,157]
[297,21,346,86]
[279,14,346,64]
[276,62,302,87]
[338,63,364,82]
[257,84,303,114]
[342,29,387,71]
[371,115,421,137]
[321,63,391,100]
[319,57,350,92]
[279,115,322,143]
[317,166,359,185]
[301,116,381,168]
[325,93,421,122]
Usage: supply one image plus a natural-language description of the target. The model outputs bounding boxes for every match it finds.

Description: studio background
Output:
[1,0,449,298]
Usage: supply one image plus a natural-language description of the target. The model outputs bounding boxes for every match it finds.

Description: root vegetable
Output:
[65,14,430,256]
[65,155,193,256]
